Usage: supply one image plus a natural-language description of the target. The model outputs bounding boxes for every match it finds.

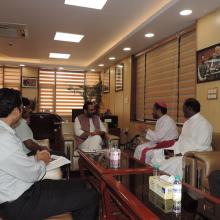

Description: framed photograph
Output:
[115,63,124,91]
[22,77,38,88]
[103,69,110,93]
[197,43,220,83]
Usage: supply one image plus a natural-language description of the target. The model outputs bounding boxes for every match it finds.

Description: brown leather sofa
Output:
[183,132,220,191]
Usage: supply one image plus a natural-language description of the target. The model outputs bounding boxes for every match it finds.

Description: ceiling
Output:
[0,0,220,71]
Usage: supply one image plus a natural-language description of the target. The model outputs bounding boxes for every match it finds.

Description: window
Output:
[39,69,100,116]
[133,28,196,123]
[3,67,21,90]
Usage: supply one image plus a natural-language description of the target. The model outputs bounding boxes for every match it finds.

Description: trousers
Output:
[209,170,220,199]
[2,178,99,220]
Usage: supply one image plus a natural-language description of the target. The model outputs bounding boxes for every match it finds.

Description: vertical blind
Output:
[134,28,196,123]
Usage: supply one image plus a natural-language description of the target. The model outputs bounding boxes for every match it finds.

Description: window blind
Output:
[55,71,84,116]
[145,40,178,120]
[85,72,100,86]
[4,67,21,90]
[0,67,3,88]
[39,70,55,113]
[135,54,146,121]
[178,31,196,123]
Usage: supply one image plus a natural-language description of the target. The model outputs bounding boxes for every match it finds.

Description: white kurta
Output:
[74,117,107,151]
[134,114,178,160]
[148,113,213,178]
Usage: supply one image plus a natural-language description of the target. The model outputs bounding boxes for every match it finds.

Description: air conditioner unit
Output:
[0,23,28,39]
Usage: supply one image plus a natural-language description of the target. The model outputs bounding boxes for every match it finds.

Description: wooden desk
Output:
[78,149,152,220]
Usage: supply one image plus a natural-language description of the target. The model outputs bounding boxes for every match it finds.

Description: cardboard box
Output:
[149,176,173,200]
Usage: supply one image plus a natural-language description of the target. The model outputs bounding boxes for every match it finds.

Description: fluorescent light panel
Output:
[54,32,84,43]
[49,53,71,59]
[64,0,108,10]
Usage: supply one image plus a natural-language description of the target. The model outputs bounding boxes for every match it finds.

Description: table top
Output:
[78,149,153,175]
[103,172,220,220]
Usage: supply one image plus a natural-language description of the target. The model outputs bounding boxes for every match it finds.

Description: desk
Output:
[102,172,220,220]
[78,149,152,220]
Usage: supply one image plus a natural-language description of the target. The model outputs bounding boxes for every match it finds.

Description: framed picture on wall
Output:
[197,43,220,83]
[103,69,110,93]
[115,63,124,91]
[22,77,38,88]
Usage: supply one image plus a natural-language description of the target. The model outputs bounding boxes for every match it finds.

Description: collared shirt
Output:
[0,120,46,204]
[14,118,35,154]
[173,113,213,155]
[146,114,178,143]
[74,117,107,137]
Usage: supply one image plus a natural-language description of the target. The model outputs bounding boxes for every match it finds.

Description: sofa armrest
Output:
[194,151,220,177]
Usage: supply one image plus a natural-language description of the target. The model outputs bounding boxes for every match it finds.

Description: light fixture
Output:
[49,53,71,59]
[117,65,123,68]
[58,67,64,70]
[19,64,25,67]
[91,69,95,72]
[109,57,116,60]
[54,32,84,43]
[145,33,154,38]
[179,9,192,16]
[98,64,104,67]
[64,0,108,10]
[123,47,131,51]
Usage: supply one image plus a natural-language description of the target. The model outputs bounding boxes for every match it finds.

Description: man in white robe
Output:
[74,101,107,152]
[134,101,178,162]
[148,98,213,178]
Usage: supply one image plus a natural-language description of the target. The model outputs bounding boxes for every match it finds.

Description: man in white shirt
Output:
[14,97,48,155]
[148,98,213,178]
[74,101,107,151]
[0,88,99,220]
[134,101,178,162]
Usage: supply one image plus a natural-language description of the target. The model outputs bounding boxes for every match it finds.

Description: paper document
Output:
[46,155,71,171]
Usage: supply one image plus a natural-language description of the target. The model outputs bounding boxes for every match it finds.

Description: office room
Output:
[1,0,220,219]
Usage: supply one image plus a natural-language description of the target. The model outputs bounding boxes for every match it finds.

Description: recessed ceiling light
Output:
[64,0,108,10]
[58,67,64,70]
[91,69,95,72]
[123,47,131,51]
[145,33,154,38]
[54,32,84,43]
[20,64,25,67]
[109,57,116,60]
[49,53,71,59]
[98,64,104,67]
[117,65,123,68]
[179,9,192,16]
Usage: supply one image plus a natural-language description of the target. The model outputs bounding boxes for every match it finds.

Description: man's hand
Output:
[36,150,51,165]
[90,130,105,136]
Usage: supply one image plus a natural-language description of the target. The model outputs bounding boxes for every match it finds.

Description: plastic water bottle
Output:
[153,163,160,176]
[173,175,182,214]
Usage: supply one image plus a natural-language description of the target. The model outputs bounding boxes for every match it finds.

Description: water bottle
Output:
[153,163,160,176]
[173,175,182,214]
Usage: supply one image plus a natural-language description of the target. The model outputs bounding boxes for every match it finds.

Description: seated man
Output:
[0,88,99,220]
[148,98,212,178]
[134,101,178,163]
[74,101,107,151]
[14,97,48,155]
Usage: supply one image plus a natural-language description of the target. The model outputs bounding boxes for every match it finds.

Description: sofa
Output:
[183,132,220,191]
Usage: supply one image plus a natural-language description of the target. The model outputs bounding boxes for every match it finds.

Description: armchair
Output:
[183,132,220,190]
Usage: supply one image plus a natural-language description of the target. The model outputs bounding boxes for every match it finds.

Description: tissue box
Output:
[149,176,173,200]
[149,190,173,213]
